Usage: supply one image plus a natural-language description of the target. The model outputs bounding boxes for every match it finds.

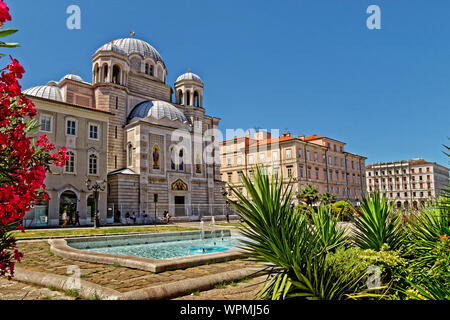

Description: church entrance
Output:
[174,196,185,216]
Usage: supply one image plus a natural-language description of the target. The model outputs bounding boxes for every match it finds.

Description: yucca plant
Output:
[310,205,348,252]
[227,166,365,300]
[353,191,404,251]
[402,277,450,300]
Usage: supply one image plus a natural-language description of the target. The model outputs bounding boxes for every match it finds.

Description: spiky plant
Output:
[227,166,364,300]
[310,205,348,252]
[297,184,319,207]
[353,191,404,251]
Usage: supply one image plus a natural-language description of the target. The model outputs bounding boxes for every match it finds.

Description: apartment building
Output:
[366,159,449,209]
[220,131,367,204]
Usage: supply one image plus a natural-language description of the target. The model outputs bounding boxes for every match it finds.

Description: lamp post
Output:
[85,179,106,228]
[221,187,230,223]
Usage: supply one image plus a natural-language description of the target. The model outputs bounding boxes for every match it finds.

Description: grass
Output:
[214,282,228,289]
[64,289,79,298]
[40,296,52,300]
[13,225,197,239]
[48,285,57,291]
[217,223,248,228]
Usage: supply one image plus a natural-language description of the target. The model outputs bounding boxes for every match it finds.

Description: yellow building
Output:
[220,131,367,204]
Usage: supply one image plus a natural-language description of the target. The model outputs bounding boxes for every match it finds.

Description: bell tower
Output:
[174,69,204,108]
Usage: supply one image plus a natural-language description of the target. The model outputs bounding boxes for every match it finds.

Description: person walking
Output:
[142,210,148,224]
[131,212,136,224]
[95,210,100,228]
[74,211,81,226]
[61,210,68,228]
[125,212,130,224]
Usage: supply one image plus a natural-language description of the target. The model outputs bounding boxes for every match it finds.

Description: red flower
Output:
[0,0,11,24]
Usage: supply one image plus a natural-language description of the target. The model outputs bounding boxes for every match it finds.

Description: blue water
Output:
[84,236,244,260]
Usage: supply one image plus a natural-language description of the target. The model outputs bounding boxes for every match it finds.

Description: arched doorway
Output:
[59,191,77,225]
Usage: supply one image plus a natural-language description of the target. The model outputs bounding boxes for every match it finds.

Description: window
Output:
[153,145,160,169]
[426,167,430,173]
[306,151,311,161]
[40,115,51,132]
[128,144,133,166]
[352,161,355,169]
[328,156,332,165]
[329,170,333,180]
[114,155,117,169]
[272,151,278,162]
[89,124,98,140]
[308,167,312,178]
[65,151,75,173]
[315,167,319,180]
[249,155,254,164]
[298,150,302,159]
[340,146,343,153]
[170,148,176,170]
[237,157,242,166]
[227,173,232,183]
[341,159,344,167]
[260,153,265,163]
[66,120,76,135]
[333,144,337,152]
[115,126,118,139]
[227,158,231,167]
[286,149,292,159]
[314,152,318,162]
[334,157,338,166]
[299,167,304,178]
[287,166,293,178]
[179,149,184,171]
[88,154,98,175]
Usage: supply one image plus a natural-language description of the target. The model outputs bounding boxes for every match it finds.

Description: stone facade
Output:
[23,37,226,226]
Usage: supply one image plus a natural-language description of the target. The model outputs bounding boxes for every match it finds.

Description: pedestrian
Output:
[61,210,68,228]
[95,210,100,227]
[125,212,130,224]
[143,210,148,224]
[131,212,136,224]
[74,211,80,226]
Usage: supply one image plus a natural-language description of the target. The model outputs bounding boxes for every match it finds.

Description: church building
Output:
[23,36,226,227]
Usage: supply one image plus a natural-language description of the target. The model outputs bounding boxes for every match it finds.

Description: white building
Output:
[366,158,449,209]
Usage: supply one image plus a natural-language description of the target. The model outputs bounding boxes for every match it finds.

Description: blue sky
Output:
[5,0,450,167]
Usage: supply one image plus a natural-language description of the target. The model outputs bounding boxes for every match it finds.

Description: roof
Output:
[249,135,296,147]
[95,38,164,64]
[108,168,138,175]
[176,72,202,83]
[366,159,449,170]
[25,94,113,116]
[127,100,188,124]
[23,82,63,101]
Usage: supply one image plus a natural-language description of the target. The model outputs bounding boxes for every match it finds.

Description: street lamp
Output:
[85,179,106,228]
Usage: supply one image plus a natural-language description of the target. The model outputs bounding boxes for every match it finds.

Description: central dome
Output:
[96,38,164,63]
[127,100,188,124]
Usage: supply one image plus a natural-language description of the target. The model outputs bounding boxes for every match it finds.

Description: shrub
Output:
[331,201,355,222]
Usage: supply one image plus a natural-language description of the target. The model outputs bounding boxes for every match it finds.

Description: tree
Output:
[320,192,336,205]
[297,184,319,207]
[0,1,67,279]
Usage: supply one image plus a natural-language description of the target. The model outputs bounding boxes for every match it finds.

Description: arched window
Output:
[194,91,199,107]
[145,63,149,75]
[102,64,109,82]
[88,154,98,175]
[170,147,176,170]
[186,92,191,106]
[128,144,133,167]
[195,153,202,174]
[93,65,100,83]
[112,65,121,84]
[178,90,183,105]
[152,145,160,169]
[65,151,75,173]
[149,65,154,76]
[179,149,184,171]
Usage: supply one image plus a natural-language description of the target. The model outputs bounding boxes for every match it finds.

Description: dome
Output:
[95,38,164,63]
[60,73,84,83]
[23,81,63,102]
[176,71,202,83]
[127,100,188,123]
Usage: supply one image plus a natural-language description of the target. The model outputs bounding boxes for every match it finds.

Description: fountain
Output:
[220,229,224,241]
[200,221,205,240]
